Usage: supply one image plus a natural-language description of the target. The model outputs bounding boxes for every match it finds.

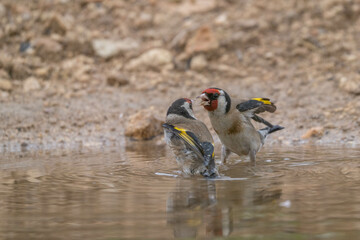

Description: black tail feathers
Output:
[260,125,284,135]
[268,125,284,134]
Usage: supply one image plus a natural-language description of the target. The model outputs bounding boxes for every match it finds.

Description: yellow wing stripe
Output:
[212,143,215,158]
[174,127,196,147]
[174,127,214,159]
[252,98,272,105]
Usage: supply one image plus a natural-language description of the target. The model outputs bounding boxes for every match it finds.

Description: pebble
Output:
[0,3,6,18]
[23,77,41,92]
[125,48,172,70]
[214,14,228,26]
[34,67,50,78]
[11,61,32,80]
[33,37,63,60]
[240,19,259,30]
[92,38,139,59]
[339,76,360,95]
[174,0,216,15]
[44,14,68,35]
[0,79,12,91]
[0,69,9,79]
[190,54,207,71]
[107,73,129,87]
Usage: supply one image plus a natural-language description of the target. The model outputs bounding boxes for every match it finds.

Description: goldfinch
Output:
[199,88,284,165]
[163,98,218,177]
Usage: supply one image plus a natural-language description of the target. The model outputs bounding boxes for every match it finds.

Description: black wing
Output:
[162,123,216,170]
[236,98,276,114]
[236,98,277,127]
[163,123,205,157]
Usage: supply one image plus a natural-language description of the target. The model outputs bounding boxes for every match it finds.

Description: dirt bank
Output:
[1,0,360,153]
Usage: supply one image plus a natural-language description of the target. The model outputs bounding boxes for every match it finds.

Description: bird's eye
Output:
[214,93,219,98]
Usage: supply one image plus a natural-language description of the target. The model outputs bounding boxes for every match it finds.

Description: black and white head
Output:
[198,88,231,114]
[166,98,196,120]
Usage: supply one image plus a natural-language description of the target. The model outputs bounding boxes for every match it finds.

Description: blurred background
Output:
[1,1,360,239]
[0,0,360,151]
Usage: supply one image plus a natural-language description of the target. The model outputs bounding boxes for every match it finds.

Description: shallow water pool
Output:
[1,143,360,239]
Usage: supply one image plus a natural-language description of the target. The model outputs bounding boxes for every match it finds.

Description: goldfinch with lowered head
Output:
[163,98,218,177]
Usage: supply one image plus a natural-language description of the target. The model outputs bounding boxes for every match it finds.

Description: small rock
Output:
[173,0,217,15]
[72,65,91,82]
[125,48,173,70]
[0,79,12,91]
[107,73,129,87]
[0,69,9,79]
[0,3,6,18]
[21,142,28,148]
[19,42,31,53]
[209,64,246,77]
[60,121,66,129]
[214,14,228,26]
[34,67,50,78]
[11,61,32,80]
[63,34,94,56]
[240,19,259,30]
[125,107,163,140]
[33,37,63,60]
[301,127,324,139]
[49,117,57,124]
[185,26,219,55]
[339,76,360,95]
[0,90,9,98]
[92,38,139,59]
[23,77,41,92]
[44,14,68,35]
[134,12,153,28]
[190,54,207,71]
[265,52,274,59]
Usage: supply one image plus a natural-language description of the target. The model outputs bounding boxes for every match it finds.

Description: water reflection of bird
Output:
[163,98,218,177]
[199,88,284,165]
[166,179,232,238]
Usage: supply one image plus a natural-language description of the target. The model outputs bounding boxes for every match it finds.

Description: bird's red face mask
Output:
[198,88,220,111]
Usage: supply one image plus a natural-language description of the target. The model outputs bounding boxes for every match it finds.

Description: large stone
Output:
[0,79,12,91]
[125,48,172,70]
[301,127,324,139]
[125,107,163,140]
[92,38,139,59]
[185,26,219,55]
[23,77,41,92]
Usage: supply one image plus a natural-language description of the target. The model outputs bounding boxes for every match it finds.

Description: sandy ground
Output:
[1,0,360,153]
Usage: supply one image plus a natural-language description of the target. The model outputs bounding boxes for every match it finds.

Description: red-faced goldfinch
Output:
[198,88,284,165]
[163,98,218,177]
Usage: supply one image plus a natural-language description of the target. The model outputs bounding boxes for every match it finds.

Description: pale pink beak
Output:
[197,93,210,106]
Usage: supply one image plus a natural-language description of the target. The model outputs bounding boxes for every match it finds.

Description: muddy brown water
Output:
[0,143,360,239]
